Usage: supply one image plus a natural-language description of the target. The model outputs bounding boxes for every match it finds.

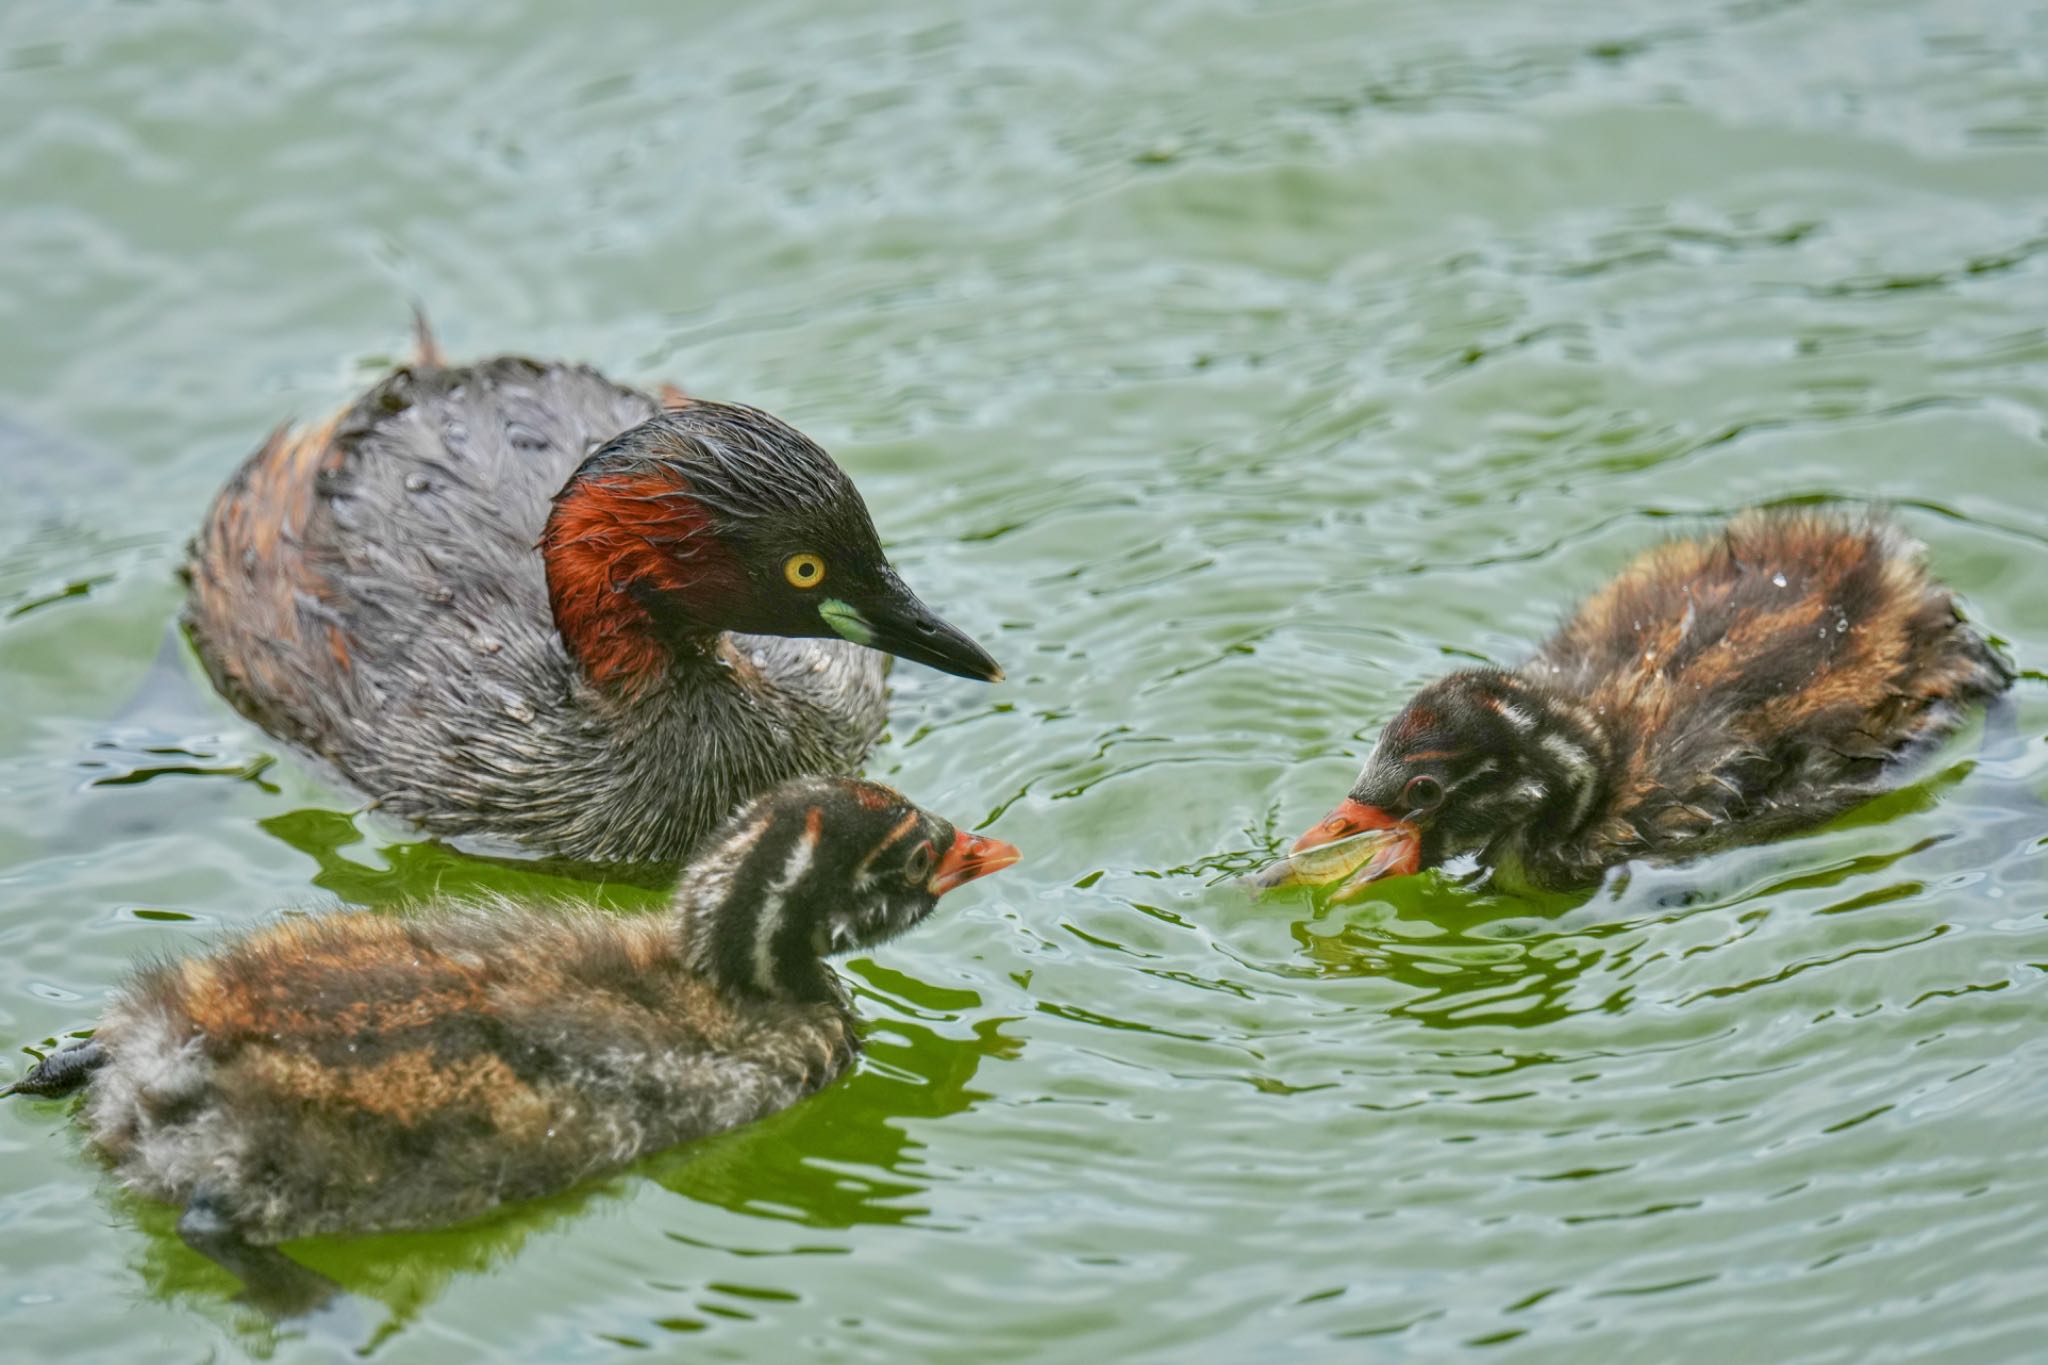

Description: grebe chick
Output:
[6,776,1019,1313]
[1256,508,2012,897]
[183,321,1002,865]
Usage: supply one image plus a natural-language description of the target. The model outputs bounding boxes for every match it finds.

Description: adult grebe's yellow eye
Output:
[784,553,827,589]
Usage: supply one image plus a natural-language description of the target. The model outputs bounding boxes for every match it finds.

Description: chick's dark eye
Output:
[903,841,935,885]
[1403,774,1445,812]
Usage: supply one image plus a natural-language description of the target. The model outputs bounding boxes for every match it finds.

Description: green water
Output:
[4,0,2047,1359]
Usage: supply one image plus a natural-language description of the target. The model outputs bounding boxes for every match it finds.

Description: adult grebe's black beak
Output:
[818,570,1004,682]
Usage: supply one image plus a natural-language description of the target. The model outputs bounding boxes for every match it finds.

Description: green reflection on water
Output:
[3,0,2048,1360]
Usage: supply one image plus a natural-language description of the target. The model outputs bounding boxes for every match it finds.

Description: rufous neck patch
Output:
[540,469,748,691]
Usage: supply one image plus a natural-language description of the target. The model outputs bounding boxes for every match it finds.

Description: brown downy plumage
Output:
[1256,508,2013,897]
[182,318,1002,867]
[4,777,1019,1315]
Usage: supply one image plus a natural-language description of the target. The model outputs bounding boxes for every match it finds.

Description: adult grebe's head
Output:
[541,402,1002,692]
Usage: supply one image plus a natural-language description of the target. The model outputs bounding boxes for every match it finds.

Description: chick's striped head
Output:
[1257,670,1609,900]
[680,776,1021,998]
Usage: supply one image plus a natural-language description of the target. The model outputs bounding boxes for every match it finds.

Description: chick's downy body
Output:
[8,777,1020,1312]
[1266,509,2013,896]
[85,906,846,1244]
[1524,509,2010,870]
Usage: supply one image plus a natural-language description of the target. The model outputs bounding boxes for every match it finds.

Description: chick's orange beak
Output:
[928,829,1022,896]
[1247,798,1422,901]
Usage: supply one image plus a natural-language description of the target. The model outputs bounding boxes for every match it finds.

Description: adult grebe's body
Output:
[184,327,1000,865]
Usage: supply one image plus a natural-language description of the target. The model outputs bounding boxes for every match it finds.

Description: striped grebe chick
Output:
[1256,508,2012,897]
[6,776,1019,1313]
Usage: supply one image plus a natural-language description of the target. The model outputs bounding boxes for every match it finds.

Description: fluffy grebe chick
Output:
[183,321,1002,865]
[1256,509,2013,897]
[6,777,1019,1313]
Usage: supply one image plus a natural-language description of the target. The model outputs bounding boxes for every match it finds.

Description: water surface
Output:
[2,1,2046,1360]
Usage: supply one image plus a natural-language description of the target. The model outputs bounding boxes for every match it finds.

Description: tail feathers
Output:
[4,1039,107,1098]
[409,305,446,370]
